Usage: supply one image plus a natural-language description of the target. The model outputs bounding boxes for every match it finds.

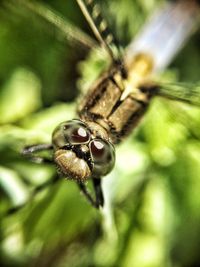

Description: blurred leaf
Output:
[0,68,41,124]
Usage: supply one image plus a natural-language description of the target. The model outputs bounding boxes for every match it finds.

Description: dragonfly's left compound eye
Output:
[90,139,115,177]
[52,120,92,181]
[63,121,90,144]
[52,120,90,148]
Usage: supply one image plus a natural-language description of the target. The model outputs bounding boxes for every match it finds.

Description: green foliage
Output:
[0,1,200,267]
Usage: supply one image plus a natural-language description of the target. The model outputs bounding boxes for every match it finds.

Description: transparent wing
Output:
[76,0,122,64]
[157,82,200,106]
[3,0,97,50]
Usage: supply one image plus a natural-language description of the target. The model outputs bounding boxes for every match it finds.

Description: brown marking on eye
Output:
[71,127,90,143]
[90,140,105,159]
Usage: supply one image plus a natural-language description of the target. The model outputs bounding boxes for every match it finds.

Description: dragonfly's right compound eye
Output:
[52,120,91,148]
[90,139,115,177]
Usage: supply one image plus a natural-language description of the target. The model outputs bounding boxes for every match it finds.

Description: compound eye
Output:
[63,120,90,144]
[90,140,106,161]
[71,127,89,143]
[52,120,91,148]
[90,139,115,176]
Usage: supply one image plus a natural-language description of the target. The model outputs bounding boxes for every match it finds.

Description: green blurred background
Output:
[0,0,200,267]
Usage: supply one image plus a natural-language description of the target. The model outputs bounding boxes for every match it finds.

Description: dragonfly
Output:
[3,0,200,213]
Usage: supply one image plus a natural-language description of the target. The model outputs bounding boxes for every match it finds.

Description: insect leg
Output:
[22,144,53,163]
[78,180,103,209]
[78,182,97,208]
[92,178,104,208]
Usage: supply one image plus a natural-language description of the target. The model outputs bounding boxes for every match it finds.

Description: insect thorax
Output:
[78,67,157,144]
